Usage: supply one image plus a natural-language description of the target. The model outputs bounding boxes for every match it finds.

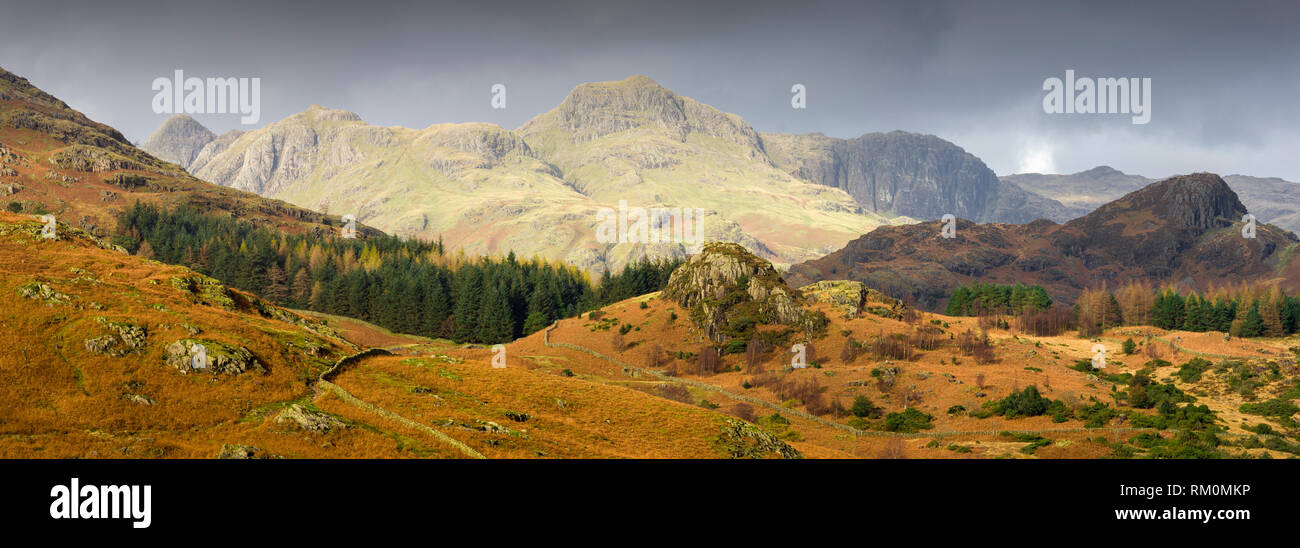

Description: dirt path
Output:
[314,348,487,459]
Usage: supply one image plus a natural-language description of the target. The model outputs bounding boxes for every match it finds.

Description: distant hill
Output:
[1001,166,1300,235]
[786,173,1300,309]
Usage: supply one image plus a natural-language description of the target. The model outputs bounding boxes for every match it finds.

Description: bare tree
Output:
[877,439,908,459]
[840,336,858,363]
[697,346,721,376]
[745,334,768,374]
[645,343,666,369]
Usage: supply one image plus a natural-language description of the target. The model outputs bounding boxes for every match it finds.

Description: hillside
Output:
[0,67,369,242]
[1001,166,1300,234]
[6,208,1296,459]
[786,173,1300,309]
[480,242,1300,459]
[0,211,800,459]
[0,210,367,457]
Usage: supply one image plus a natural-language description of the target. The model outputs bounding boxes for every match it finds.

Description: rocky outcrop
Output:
[762,131,1073,223]
[165,339,265,375]
[663,242,826,342]
[83,317,147,357]
[170,274,236,310]
[17,282,72,306]
[715,418,802,459]
[275,404,346,433]
[216,444,271,459]
[140,114,215,169]
[798,280,907,319]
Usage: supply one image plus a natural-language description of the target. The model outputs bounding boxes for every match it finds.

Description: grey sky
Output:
[2,0,1297,180]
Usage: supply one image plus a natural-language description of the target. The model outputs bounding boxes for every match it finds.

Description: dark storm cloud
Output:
[1,0,1296,179]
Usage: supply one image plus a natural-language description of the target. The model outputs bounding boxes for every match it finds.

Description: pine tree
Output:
[1241,302,1265,337]
[477,281,514,344]
[523,284,556,334]
[452,267,483,341]
[421,274,451,338]
[1104,292,1124,328]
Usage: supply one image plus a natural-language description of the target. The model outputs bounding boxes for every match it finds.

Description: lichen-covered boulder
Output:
[275,404,345,433]
[83,317,148,357]
[164,338,265,375]
[169,274,235,310]
[17,281,72,306]
[715,418,802,459]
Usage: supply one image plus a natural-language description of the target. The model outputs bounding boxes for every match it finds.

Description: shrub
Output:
[1122,338,1137,355]
[1175,357,1212,383]
[1239,399,1300,418]
[993,385,1052,418]
[722,338,747,355]
[884,408,934,432]
[1076,402,1118,428]
[851,395,879,418]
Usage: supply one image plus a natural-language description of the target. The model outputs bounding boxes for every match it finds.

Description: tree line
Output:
[944,279,1300,339]
[944,283,1053,316]
[113,202,682,344]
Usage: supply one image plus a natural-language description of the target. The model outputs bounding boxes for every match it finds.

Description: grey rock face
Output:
[763,131,1073,223]
[141,115,215,169]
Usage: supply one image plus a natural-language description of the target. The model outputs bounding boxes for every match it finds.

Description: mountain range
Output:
[142,75,1076,273]
[1000,166,1300,234]
[786,173,1300,309]
[7,65,1300,461]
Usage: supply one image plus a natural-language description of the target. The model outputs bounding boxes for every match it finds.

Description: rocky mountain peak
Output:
[520,75,761,149]
[1079,172,1245,232]
[293,105,363,124]
[141,114,215,168]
